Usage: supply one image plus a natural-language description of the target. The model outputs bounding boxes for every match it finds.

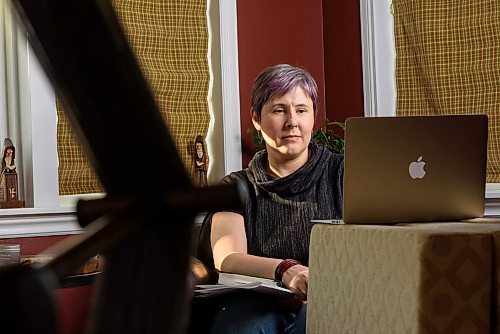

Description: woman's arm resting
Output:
[211,212,281,279]
[211,211,308,299]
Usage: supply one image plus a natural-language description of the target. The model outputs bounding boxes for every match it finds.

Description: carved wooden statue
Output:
[193,135,209,187]
[0,138,24,208]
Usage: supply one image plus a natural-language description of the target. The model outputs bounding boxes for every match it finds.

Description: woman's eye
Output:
[297,109,307,113]
[273,108,285,113]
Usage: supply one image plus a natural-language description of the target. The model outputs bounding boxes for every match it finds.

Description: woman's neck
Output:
[266,148,310,178]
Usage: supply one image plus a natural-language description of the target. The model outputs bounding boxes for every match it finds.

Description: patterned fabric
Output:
[393,1,500,182]
[57,0,210,195]
[308,223,496,333]
[56,99,103,194]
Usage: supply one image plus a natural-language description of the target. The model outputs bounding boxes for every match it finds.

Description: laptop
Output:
[326,115,488,224]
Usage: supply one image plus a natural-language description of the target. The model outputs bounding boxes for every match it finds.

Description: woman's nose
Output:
[286,113,298,128]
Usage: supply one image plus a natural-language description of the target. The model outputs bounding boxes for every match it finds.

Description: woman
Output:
[208,64,343,333]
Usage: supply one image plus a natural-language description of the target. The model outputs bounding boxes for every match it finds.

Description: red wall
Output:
[236,0,364,166]
[0,235,67,255]
[236,0,326,166]
[322,0,364,123]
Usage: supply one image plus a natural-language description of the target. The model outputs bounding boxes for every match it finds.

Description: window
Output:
[0,0,242,237]
[360,0,500,216]
[0,1,78,237]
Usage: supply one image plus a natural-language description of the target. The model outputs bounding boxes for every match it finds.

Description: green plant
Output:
[246,128,265,153]
[246,118,345,155]
[312,119,345,154]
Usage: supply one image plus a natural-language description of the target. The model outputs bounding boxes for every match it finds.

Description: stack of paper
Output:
[194,272,294,298]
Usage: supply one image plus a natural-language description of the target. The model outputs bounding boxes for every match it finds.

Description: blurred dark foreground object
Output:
[0,265,58,333]
[5,1,244,333]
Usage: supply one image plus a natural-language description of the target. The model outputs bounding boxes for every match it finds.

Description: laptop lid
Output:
[342,115,488,224]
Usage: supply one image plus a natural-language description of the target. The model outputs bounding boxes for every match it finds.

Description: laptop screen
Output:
[342,115,488,224]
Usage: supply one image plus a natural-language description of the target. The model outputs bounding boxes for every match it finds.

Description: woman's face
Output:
[252,86,315,161]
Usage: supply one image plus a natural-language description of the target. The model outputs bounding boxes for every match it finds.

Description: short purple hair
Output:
[251,64,318,119]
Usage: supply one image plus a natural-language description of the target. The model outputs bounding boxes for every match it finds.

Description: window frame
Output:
[0,0,242,237]
[360,0,500,216]
[0,38,81,238]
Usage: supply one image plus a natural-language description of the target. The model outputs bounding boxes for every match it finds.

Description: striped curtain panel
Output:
[393,0,500,182]
[57,0,210,195]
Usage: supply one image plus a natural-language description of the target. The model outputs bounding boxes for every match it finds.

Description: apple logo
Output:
[409,156,426,179]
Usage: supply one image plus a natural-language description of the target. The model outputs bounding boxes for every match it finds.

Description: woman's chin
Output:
[278,146,308,159]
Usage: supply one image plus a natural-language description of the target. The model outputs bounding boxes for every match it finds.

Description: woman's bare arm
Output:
[211,211,282,279]
[211,211,309,299]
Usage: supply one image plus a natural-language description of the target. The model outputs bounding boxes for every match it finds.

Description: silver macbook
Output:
[338,114,488,224]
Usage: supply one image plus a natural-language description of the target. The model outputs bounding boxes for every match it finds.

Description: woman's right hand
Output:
[282,264,309,300]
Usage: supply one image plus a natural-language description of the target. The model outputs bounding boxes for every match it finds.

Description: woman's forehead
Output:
[266,86,313,105]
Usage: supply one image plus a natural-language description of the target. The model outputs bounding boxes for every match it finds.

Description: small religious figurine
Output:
[0,138,24,208]
[193,135,208,187]
[2,140,16,174]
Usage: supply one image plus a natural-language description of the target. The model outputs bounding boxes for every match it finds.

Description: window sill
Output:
[0,191,497,239]
[0,207,206,239]
[0,207,81,238]
[485,198,500,217]
[484,187,500,217]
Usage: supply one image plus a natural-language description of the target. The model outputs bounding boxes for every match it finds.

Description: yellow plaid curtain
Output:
[57,99,103,194]
[393,0,500,182]
[57,0,210,195]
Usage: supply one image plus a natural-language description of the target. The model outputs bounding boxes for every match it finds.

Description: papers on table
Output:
[194,272,294,298]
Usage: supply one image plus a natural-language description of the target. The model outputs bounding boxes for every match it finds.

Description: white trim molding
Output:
[219,0,241,175]
[485,186,500,216]
[359,0,396,117]
[206,0,242,183]
[485,199,500,217]
[359,0,377,117]
[0,207,81,238]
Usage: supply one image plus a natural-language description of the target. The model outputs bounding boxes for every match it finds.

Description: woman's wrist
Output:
[275,259,302,282]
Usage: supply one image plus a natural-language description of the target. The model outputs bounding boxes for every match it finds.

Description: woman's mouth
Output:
[282,135,301,140]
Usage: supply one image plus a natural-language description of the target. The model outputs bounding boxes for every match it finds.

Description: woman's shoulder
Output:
[325,149,344,161]
[315,143,344,166]
[330,152,344,167]
[220,169,250,184]
[312,145,344,182]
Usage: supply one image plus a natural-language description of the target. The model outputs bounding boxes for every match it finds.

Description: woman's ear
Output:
[251,108,261,131]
